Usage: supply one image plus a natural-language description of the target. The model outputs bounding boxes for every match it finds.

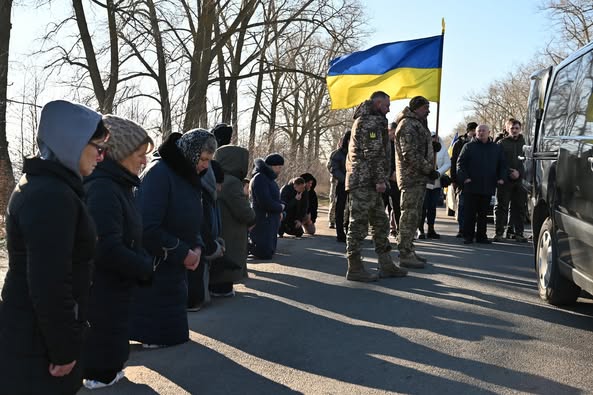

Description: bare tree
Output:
[541,0,593,63]
[0,0,15,220]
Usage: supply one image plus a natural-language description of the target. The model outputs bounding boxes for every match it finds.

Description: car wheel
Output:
[536,217,580,305]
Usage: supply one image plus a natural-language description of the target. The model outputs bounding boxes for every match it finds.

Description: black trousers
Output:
[495,181,527,236]
[279,216,304,237]
[335,181,348,240]
[463,192,491,241]
[382,180,400,232]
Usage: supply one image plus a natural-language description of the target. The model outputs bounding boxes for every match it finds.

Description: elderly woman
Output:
[129,129,217,347]
[0,100,108,394]
[81,115,154,389]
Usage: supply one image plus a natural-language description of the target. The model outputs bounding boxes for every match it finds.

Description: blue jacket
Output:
[129,133,204,346]
[249,159,283,259]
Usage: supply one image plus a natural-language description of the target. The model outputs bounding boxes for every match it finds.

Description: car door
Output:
[557,51,593,276]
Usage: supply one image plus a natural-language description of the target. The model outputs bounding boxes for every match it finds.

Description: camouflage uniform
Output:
[394,107,434,264]
[345,100,407,281]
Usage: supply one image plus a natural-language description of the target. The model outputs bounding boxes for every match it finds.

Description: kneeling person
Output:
[279,177,307,238]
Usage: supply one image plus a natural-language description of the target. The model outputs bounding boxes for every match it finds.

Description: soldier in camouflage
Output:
[394,96,440,268]
[345,91,408,282]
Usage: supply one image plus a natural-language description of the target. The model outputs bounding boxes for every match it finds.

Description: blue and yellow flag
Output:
[326,35,443,110]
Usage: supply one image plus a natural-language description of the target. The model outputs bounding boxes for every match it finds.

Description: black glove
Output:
[432,141,442,153]
[429,170,440,180]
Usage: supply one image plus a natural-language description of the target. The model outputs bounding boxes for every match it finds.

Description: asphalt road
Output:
[3,208,593,394]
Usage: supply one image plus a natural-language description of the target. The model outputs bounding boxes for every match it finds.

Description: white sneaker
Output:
[83,370,125,389]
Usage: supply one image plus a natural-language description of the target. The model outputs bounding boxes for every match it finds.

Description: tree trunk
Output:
[0,0,15,219]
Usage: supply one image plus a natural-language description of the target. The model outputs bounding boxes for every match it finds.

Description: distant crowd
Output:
[0,95,528,394]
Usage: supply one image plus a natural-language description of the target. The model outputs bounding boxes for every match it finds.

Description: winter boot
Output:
[377,253,408,278]
[414,251,428,263]
[399,252,425,269]
[426,225,440,239]
[346,255,378,282]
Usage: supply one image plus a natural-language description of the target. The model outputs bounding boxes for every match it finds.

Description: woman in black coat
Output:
[81,115,154,389]
[129,129,217,347]
[0,100,108,394]
[248,154,285,259]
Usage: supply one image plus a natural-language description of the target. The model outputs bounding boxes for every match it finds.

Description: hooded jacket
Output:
[346,100,390,191]
[300,172,318,223]
[0,100,101,394]
[394,107,435,189]
[211,146,256,283]
[329,134,350,183]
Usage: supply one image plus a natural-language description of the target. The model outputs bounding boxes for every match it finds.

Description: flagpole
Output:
[435,18,445,139]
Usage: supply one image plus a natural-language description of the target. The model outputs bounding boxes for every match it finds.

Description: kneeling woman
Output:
[130,129,217,347]
[81,115,154,389]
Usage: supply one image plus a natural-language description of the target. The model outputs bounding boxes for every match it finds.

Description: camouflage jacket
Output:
[345,100,390,191]
[394,107,434,189]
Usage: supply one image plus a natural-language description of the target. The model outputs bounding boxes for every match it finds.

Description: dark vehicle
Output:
[524,41,593,305]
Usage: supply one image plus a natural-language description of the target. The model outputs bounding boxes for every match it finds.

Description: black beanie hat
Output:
[211,159,224,184]
[466,122,478,132]
[264,153,284,166]
[210,123,233,147]
[409,96,430,111]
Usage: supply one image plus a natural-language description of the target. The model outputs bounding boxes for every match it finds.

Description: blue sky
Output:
[8,0,553,138]
[364,0,552,136]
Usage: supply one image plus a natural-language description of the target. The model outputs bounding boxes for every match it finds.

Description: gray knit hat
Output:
[102,114,152,161]
[409,96,430,111]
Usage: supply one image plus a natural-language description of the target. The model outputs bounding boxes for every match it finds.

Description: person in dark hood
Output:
[81,115,154,389]
[330,130,350,242]
[345,91,408,282]
[210,145,256,293]
[248,153,285,259]
[299,172,318,235]
[130,129,216,348]
[0,100,108,394]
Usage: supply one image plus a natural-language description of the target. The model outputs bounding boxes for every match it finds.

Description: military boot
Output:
[346,255,378,282]
[399,252,425,269]
[414,251,428,263]
[377,253,408,278]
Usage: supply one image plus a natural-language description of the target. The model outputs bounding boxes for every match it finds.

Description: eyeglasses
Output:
[88,141,108,156]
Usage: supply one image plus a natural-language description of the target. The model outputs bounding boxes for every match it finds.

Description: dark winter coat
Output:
[212,146,256,283]
[300,172,318,223]
[0,158,96,395]
[450,133,471,189]
[457,137,507,196]
[129,133,205,346]
[329,148,347,183]
[249,158,283,259]
[81,158,153,374]
[280,181,308,223]
[498,134,526,181]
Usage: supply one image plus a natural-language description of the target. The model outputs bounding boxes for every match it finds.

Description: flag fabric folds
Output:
[326,35,443,110]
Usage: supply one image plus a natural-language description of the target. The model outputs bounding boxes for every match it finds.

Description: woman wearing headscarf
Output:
[81,115,154,389]
[129,129,217,347]
[0,100,108,394]
[210,145,256,295]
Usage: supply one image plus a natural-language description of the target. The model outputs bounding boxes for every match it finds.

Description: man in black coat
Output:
[329,131,350,242]
[450,122,477,238]
[300,172,318,235]
[457,124,507,244]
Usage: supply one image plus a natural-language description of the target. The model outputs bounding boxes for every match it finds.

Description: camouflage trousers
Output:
[397,186,426,255]
[346,187,391,258]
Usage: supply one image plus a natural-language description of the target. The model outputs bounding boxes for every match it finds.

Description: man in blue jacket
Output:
[457,124,507,244]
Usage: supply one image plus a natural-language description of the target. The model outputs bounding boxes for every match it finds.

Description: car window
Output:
[569,51,593,137]
[541,59,581,150]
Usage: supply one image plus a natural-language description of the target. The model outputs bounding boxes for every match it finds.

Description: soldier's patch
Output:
[369,130,377,139]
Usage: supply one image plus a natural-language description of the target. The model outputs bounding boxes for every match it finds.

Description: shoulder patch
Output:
[369,130,377,140]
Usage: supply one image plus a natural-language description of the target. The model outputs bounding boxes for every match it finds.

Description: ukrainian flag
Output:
[326,35,443,110]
